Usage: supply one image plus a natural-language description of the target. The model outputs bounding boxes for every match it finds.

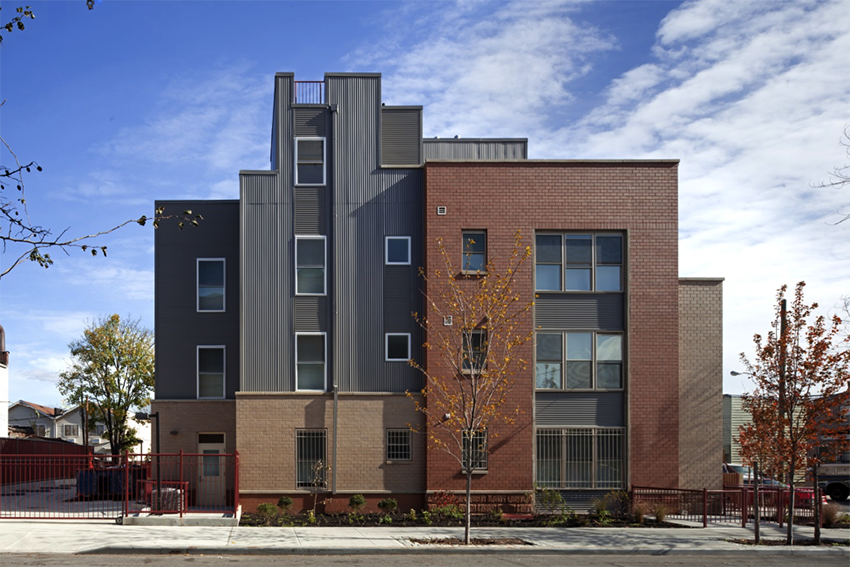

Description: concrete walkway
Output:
[0,520,848,556]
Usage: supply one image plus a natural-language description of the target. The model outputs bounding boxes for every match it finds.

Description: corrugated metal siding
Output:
[423,140,527,160]
[384,265,413,332]
[381,108,422,166]
[535,392,624,427]
[294,108,327,137]
[723,395,750,463]
[535,294,624,330]
[327,75,422,393]
[294,187,326,234]
[295,296,327,332]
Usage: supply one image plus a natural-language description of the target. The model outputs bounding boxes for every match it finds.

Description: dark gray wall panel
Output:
[294,187,326,234]
[535,392,624,427]
[294,107,327,137]
[327,75,422,393]
[381,108,422,166]
[295,296,327,332]
[535,294,624,330]
[384,265,413,332]
[423,139,527,160]
[154,200,240,400]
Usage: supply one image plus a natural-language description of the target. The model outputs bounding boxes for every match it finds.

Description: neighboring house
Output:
[153,72,724,512]
[7,400,150,453]
[0,325,8,437]
[723,394,749,464]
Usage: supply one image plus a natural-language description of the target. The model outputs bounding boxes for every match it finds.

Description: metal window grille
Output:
[296,430,327,488]
[386,429,411,461]
[462,430,488,471]
[536,428,625,489]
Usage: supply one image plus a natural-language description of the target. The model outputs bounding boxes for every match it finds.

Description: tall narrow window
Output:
[596,334,623,389]
[596,235,622,291]
[535,234,562,291]
[565,235,592,291]
[462,231,486,272]
[385,236,411,265]
[462,329,487,372]
[296,333,326,391]
[197,259,225,311]
[295,236,326,295]
[295,138,325,185]
[385,333,411,362]
[462,429,488,471]
[535,333,562,389]
[197,347,225,399]
[565,332,592,389]
[296,429,327,488]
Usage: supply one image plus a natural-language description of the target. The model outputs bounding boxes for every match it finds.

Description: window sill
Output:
[461,469,488,475]
[535,388,624,393]
[294,183,327,187]
[385,460,412,465]
[460,270,488,276]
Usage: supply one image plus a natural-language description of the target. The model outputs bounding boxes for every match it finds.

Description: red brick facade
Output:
[423,160,681,491]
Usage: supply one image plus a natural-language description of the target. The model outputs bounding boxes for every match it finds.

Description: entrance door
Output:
[197,433,226,508]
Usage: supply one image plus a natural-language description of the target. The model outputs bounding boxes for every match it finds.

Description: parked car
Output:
[721,463,823,507]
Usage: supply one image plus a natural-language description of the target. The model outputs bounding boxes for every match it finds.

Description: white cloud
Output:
[58,261,154,302]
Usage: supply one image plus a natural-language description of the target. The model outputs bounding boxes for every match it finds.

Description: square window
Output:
[295,236,326,295]
[386,333,411,362]
[296,430,327,488]
[387,429,411,461]
[462,232,486,272]
[197,259,225,311]
[385,236,411,265]
[295,138,325,185]
[296,334,326,391]
[198,347,225,399]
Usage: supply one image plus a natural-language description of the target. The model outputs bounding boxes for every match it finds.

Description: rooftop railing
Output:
[295,81,325,104]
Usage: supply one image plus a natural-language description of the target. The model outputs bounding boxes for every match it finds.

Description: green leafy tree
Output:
[58,314,155,453]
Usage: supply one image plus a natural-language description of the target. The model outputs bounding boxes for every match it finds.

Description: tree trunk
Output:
[465,469,472,545]
[813,466,821,544]
[786,466,795,545]
[754,461,760,545]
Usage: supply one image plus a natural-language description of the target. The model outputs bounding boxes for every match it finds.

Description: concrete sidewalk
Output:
[0,520,848,556]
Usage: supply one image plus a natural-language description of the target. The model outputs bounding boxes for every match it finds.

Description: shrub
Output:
[377,498,398,514]
[822,503,842,527]
[632,501,648,524]
[651,503,668,523]
[604,490,631,518]
[256,502,278,525]
[406,508,418,522]
[536,487,565,513]
[432,504,463,521]
[277,496,293,513]
[379,514,393,524]
[421,510,433,525]
[349,494,367,512]
[490,506,504,521]
[430,490,460,508]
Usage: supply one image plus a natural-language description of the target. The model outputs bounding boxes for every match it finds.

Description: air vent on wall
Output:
[436,206,447,216]
[443,316,453,326]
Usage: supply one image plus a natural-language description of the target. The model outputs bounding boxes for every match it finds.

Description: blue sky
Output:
[1,0,848,406]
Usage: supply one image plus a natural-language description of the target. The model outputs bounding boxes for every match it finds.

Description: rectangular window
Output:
[296,429,327,488]
[461,329,487,373]
[385,236,411,265]
[385,333,411,362]
[535,233,622,292]
[95,424,107,436]
[296,333,326,391]
[197,259,225,311]
[63,425,79,437]
[197,346,225,399]
[462,231,486,272]
[535,332,623,390]
[386,429,411,461]
[536,428,625,490]
[36,425,47,437]
[295,137,325,185]
[295,236,326,295]
[462,429,488,471]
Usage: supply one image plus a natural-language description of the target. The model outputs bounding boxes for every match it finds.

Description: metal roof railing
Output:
[295,81,324,104]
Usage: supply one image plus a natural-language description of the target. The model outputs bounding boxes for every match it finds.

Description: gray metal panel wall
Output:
[295,296,327,332]
[535,392,624,427]
[535,294,624,330]
[294,187,326,234]
[294,108,327,137]
[327,75,422,393]
[423,140,527,160]
[154,200,240,400]
[381,108,422,166]
[384,265,413,332]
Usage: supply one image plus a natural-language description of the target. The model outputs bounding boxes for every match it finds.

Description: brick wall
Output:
[424,160,681,490]
[678,278,724,489]
[151,400,236,454]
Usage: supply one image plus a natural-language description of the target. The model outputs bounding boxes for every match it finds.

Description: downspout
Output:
[330,97,339,495]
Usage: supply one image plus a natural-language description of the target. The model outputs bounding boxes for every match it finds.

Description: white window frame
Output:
[197,258,226,312]
[295,332,327,392]
[295,235,327,296]
[385,236,411,265]
[197,345,226,399]
[63,424,79,437]
[385,333,411,362]
[294,137,326,186]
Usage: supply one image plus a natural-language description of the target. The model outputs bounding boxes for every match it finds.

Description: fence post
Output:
[179,450,184,519]
[123,451,129,519]
[778,489,784,528]
[741,486,747,528]
[703,488,707,528]
[234,450,240,516]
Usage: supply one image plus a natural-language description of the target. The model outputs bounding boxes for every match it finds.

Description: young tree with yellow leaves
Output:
[408,231,533,545]
[738,282,849,545]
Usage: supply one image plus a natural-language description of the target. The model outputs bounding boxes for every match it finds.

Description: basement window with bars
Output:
[296,429,327,488]
[386,429,411,461]
[536,428,625,490]
[462,429,488,472]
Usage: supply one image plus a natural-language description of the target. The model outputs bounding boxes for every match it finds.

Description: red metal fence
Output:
[633,485,824,528]
[0,452,238,520]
